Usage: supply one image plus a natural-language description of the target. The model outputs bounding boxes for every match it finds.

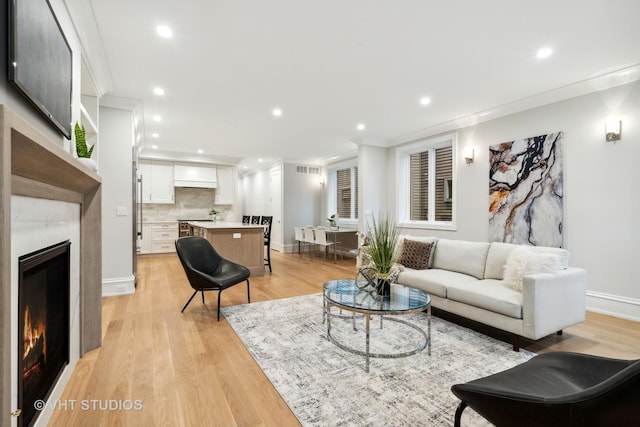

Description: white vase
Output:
[77,157,97,172]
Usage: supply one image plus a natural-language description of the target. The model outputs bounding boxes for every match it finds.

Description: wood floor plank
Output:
[49,251,640,426]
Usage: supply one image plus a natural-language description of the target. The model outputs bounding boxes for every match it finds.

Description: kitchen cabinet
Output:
[174,162,217,188]
[215,166,236,204]
[138,221,178,254]
[139,160,174,204]
[137,223,152,254]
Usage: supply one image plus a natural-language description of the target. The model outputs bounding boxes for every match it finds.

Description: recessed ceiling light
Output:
[151,145,158,149]
[420,97,431,106]
[153,87,165,96]
[152,115,162,122]
[197,149,204,154]
[272,108,282,117]
[537,47,552,59]
[151,133,159,138]
[357,123,365,131]
[258,158,264,162]
[156,25,173,38]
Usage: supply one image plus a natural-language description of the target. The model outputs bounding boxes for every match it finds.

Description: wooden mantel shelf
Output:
[0,104,102,427]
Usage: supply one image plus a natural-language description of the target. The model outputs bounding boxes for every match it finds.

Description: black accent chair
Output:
[250,215,261,225]
[261,215,273,273]
[175,236,251,321]
[451,352,640,427]
[242,215,250,224]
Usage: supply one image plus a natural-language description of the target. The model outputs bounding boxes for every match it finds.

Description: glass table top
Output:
[323,279,430,315]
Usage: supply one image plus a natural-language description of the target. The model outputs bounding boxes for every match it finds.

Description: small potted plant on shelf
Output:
[209,208,219,222]
[74,122,96,171]
[363,215,400,297]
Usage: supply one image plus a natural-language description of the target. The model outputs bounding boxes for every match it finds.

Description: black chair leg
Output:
[181,290,198,313]
[454,401,467,427]
[246,279,251,303]
[217,290,222,321]
[264,244,272,272]
[201,290,205,303]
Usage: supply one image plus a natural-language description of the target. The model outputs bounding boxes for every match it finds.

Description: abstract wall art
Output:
[489,132,563,247]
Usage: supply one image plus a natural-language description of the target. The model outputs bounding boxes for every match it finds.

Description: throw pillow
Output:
[503,246,562,291]
[397,239,434,270]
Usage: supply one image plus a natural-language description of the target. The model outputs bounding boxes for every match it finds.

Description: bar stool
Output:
[261,216,273,272]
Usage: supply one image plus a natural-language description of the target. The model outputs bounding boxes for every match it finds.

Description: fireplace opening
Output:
[18,240,71,427]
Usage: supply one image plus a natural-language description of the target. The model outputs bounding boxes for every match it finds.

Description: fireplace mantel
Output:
[0,105,102,426]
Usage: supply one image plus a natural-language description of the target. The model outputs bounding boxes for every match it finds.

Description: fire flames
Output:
[23,306,46,378]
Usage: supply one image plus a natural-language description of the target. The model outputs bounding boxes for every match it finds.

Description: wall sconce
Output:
[463,147,474,164]
[319,176,326,187]
[605,118,621,142]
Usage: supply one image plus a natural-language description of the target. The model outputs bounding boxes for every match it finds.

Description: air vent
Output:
[308,167,320,175]
[296,166,308,174]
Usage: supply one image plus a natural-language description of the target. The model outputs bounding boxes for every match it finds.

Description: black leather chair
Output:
[261,215,273,272]
[451,352,640,427]
[175,236,251,321]
[242,215,250,224]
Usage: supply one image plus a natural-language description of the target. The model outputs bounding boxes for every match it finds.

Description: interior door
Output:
[269,168,283,252]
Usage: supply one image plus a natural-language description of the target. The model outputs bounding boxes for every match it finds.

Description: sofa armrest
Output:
[521,267,587,340]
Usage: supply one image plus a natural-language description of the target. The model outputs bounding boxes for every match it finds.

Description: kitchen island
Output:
[188,221,265,276]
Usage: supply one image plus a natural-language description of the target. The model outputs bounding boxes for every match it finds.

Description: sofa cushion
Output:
[431,239,490,279]
[397,235,438,268]
[446,279,523,319]
[397,239,434,270]
[503,247,564,291]
[397,268,477,298]
[484,242,570,280]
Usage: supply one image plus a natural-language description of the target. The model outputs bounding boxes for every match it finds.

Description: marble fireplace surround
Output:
[0,105,102,426]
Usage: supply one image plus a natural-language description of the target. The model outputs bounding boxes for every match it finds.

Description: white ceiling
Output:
[86,0,640,169]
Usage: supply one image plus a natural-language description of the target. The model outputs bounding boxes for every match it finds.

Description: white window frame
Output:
[327,160,358,227]
[396,133,458,230]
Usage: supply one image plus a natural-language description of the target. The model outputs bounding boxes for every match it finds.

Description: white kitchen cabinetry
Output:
[149,222,178,253]
[137,223,153,254]
[215,166,236,204]
[139,160,175,204]
[174,162,217,188]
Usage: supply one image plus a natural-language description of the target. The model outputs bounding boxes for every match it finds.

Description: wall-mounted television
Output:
[8,0,73,139]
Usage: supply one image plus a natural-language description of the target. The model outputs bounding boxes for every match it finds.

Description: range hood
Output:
[174,163,217,188]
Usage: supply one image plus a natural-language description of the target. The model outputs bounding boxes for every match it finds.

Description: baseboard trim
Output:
[586,290,640,322]
[102,275,135,297]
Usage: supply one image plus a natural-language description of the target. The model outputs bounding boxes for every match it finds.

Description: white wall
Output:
[99,107,135,295]
[386,81,640,320]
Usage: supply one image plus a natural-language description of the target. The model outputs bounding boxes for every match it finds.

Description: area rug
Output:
[221,293,534,426]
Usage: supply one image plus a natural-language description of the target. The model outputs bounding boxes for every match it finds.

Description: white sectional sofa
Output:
[395,237,587,351]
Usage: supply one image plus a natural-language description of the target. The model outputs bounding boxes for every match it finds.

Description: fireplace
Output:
[18,241,71,427]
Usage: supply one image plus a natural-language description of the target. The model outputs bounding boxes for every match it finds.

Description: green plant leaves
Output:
[74,122,94,158]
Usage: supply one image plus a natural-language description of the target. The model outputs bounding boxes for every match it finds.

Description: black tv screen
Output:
[8,0,73,139]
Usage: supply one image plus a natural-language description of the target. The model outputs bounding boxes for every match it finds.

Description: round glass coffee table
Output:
[323,279,431,372]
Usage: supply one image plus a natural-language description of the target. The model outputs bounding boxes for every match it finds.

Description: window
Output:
[397,134,456,229]
[328,164,359,222]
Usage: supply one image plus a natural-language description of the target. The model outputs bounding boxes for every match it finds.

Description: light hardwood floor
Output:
[50,251,640,426]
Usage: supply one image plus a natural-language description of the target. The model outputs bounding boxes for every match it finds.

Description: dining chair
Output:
[261,216,273,272]
[313,229,335,263]
[294,227,305,257]
[303,227,316,259]
[250,215,261,225]
[242,215,250,224]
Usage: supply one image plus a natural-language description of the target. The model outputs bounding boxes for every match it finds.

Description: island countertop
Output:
[188,221,265,276]
[187,221,264,230]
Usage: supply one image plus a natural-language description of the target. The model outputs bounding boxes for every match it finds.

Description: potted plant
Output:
[209,208,219,222]
[74,122,96,171]
[364,215,400,297]
[327,214,337,229]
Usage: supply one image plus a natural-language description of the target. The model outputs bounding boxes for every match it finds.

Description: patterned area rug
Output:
[221,293,534,426]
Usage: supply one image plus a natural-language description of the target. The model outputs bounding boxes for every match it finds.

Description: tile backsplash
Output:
[142,187,238,221]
